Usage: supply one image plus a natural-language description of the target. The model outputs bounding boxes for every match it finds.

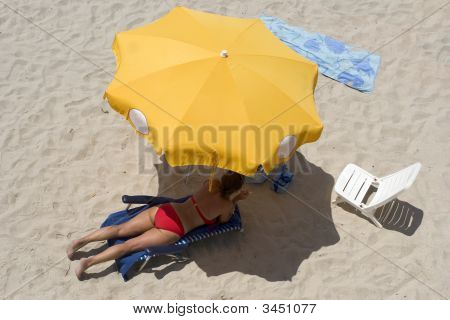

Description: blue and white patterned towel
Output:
[260,15,381,93]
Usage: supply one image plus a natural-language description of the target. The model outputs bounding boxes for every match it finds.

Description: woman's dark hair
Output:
[219,171,245,198]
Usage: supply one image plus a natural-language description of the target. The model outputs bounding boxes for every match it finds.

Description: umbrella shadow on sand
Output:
[137,153,340,282]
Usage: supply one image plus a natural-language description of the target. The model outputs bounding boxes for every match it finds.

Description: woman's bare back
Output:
[172,179,234,232]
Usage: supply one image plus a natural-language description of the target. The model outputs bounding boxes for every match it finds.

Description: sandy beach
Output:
[1,0,449,299]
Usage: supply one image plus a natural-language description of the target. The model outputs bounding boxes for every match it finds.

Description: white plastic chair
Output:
[333,163,421,228]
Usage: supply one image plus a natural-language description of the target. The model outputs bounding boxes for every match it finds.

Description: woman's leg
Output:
[75,228,179,279]
[67,206,158,260]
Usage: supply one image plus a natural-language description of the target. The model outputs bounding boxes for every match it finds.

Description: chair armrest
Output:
[122,195,155,205]
[363,194,399,212]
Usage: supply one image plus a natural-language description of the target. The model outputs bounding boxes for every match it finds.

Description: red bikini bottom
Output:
[154,203,185,237]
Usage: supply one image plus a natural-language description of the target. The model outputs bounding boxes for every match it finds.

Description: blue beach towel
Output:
[261,15,381,92]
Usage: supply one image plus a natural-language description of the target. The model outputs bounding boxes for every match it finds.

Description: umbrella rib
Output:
[179,10,262,54]
[176,60,222,128]
[225,64,256,124]
[227,19,261,48]
[234,61,321,127]
[120,32,217,55]
[111,56,218,102]
[234,53,317,69]
[176,7,221,50]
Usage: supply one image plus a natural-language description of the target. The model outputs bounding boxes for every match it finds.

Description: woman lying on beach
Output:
[67,171,249,280]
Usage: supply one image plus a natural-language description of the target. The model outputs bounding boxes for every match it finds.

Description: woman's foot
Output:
[66,239,84,260]
[75,258,90,280]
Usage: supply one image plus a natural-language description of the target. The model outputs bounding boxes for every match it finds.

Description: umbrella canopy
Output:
[104,6,323,176]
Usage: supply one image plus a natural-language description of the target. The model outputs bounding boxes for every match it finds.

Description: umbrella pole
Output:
[185,165,192,185]
[208,165,218,192]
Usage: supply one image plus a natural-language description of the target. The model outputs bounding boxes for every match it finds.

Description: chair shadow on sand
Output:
[338,196,423,236]
[132,153,341,282]
[375,200,423,235]
[347,199,422,236]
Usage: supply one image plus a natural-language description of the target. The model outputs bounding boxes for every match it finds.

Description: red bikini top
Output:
[191,196,217,225]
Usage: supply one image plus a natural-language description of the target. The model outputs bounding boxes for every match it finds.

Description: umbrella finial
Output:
[220,50,229,58]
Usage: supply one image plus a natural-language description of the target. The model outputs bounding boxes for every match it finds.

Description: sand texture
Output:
[0,0,449,299]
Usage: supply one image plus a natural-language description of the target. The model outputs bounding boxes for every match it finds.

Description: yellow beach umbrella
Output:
[104,6,323,176]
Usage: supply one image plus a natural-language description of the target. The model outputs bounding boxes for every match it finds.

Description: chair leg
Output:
[138,255,151,272]
[167,253,190,263]
[185,165,192,184]
[332,196,344,205]
[364,210,383,228]
[139,253,190,273]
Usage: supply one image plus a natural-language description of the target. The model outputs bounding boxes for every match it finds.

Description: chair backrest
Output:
[369,162,421,208]
[335,163,375,205]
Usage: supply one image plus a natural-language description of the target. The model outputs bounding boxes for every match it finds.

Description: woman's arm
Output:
[218,189,250,223]
[218,210,233,224]
[231,189,250,204]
